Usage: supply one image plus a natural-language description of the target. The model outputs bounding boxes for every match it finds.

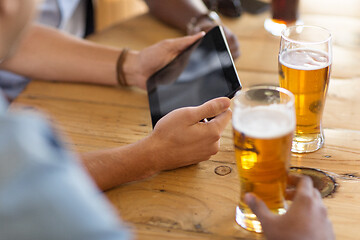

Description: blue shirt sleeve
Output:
[0,110,131,240]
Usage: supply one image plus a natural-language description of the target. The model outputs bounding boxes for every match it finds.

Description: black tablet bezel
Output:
[147,26,241,127]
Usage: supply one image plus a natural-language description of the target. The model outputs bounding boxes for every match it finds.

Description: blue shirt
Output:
[0,93,130,240]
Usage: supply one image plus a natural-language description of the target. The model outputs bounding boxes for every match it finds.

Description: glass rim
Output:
[234,85,295,107]
[281,25,332,45]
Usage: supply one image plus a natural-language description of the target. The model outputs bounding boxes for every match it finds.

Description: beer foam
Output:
[279,48,331,71]
[233,105,295,139]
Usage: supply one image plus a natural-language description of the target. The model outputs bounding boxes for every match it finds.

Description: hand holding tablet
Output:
[147,26,241,127]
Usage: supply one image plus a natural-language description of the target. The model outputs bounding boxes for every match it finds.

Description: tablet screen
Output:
[147,26,241,127]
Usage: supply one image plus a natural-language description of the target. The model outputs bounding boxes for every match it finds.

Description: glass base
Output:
[235,206,263,233]
[291,132,324,153]
[235,205,286,233]
[264,18,303,36]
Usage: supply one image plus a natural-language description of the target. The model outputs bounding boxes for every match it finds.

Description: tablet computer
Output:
[147,26,241,127]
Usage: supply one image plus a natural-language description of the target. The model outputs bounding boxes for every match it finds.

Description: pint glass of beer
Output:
[232,86,295,232]
[279,25,332,153]
[264,0,302,36]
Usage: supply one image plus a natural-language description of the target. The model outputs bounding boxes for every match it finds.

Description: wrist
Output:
[119,49,141,87]
[186,11,221,35]
[116,48,129,86]
[141,134,164,174]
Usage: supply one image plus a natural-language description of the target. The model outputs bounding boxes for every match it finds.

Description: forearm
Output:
[1,24,120,86]
[145,0,209,32]
[80,96,232,191]
[80,136,160,191]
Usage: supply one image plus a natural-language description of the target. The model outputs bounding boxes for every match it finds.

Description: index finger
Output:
[287,173,303,187]
[294,175,314,199]
[285,174,303,200]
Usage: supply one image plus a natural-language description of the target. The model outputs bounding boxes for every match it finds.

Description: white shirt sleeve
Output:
[36,0,86,37]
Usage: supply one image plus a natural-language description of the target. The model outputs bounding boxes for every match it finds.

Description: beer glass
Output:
[264,0,302,36]
[279,25,332,153]
[232,86,295,232]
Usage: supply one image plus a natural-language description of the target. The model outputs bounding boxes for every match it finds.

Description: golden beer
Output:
[233,91,295,233]
[279,48,331,152]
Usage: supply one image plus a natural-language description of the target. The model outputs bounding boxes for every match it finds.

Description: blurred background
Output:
[96,0,147,31]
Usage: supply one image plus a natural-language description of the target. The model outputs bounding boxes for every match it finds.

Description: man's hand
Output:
[188,20,240,60]
[148,97,231,171]
[81,97,230,191]
[244,175,335,240]
[123,32,205,89]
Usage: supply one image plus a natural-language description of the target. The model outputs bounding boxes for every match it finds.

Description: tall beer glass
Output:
[264,0,302,36]
[233,86,295,232]
[279,25,332,153]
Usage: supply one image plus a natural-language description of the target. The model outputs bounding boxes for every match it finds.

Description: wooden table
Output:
[11,0,360,239]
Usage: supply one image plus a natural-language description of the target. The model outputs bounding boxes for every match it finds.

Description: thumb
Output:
[187,97,231,124]
[244,193,273,225]
[171,32,205,53]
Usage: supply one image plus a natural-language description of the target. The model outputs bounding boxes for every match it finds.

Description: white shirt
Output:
[0,0,89,100]
[36,0,87,37]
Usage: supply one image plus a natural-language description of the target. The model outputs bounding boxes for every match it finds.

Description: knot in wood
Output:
[214,166,232,176]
